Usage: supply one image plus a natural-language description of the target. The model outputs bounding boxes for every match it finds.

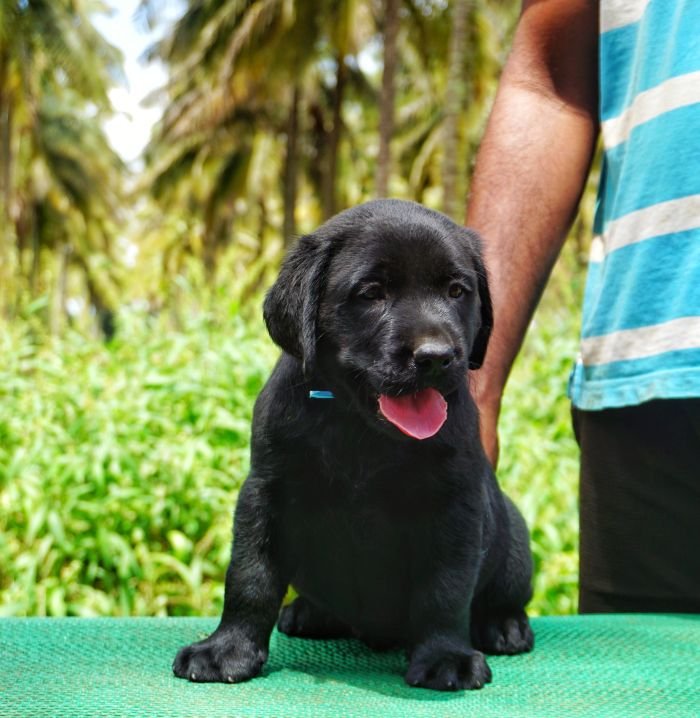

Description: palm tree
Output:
[441,0,470,219]
[376,0,401,197]
[145,0,372,281]
[23,88,125,332]
[144,0,311,280]
[0,0,124,327]
[141,0,520,308]
[282,84,300,246]
[391,0,518,210]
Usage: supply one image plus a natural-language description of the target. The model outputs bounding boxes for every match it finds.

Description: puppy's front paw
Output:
[173,629,267,684]
[405,640,492,691]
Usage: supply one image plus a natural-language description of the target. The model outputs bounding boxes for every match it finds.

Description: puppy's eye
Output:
[358,284,386,300]
[448,283,466,299]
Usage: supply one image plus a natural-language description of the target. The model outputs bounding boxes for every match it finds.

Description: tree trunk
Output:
[376,0,400,197]
[283,85,300,247]
[0,50,14,316]
[442,0,470,221]
[322,54,347,220]
[203,231,217,284]
[30,209,41,296]
[50,243,70,336]
[0,50,11,215]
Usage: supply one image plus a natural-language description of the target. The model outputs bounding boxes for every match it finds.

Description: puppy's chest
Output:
[281,492,419,630]
[281,448,446,523]
[281,462,426,549]
[277,456,446,620]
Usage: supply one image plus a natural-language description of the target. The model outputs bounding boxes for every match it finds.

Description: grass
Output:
[0,310,276,616]
[0,279,582,617]
[499,309,581,615]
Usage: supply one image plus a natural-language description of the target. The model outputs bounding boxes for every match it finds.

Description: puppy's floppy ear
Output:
[263,233,330,375]
[466,230,493,370]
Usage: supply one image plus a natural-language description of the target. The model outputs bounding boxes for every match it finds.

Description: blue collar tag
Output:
[309,390,335,400]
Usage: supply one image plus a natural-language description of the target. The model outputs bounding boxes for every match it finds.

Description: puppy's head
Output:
[264,200,492,438]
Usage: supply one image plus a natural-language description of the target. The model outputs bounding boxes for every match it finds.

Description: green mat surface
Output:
[1,615,699,717]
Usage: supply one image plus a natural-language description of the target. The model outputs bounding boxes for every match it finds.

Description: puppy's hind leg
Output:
[472,498,535,656]
[471,608,534,656]
[278,595,353,640]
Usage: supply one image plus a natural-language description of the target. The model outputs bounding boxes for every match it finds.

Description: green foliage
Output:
[0,308,276,616]
[138,0,521,304]
[1,281,582,617]
[0,0,125,318]
[498,296,582,615]
[0,0,586,622]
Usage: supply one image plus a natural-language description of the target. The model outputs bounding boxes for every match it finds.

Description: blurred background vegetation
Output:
[0,0,595,618]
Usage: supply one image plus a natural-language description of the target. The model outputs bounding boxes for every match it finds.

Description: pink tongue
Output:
[378,388,448,440]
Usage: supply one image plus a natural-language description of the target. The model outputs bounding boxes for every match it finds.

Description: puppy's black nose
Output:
[413,342,456,373]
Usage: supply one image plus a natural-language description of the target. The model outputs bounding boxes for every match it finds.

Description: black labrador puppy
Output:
[173,199,534,691]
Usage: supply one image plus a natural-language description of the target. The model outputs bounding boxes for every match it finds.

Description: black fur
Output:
[173,199,533,691]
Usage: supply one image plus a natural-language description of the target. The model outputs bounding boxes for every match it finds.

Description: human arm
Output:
[466,0,600,466]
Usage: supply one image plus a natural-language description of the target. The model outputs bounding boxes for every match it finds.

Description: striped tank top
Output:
[568,0,700,410]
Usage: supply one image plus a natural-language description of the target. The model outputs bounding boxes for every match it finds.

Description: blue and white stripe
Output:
[600,0,650,33]
[569,0,700,410]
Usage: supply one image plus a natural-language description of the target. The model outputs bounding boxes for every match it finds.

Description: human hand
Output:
[477,397,500,469]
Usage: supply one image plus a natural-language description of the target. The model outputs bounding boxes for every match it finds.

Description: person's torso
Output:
[569,0,700,410]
